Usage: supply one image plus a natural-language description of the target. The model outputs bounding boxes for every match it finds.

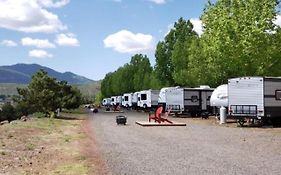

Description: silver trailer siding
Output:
[138,90,160,109]
[122,93,133,107]
[228,77,281,120]
[166,87,214,115]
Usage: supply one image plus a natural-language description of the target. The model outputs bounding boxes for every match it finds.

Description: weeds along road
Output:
[89,110,281,175]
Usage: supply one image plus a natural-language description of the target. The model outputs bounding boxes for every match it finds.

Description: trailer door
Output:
[201,91,207,110]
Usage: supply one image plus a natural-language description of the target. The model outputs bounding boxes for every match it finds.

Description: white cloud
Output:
[1,40,17,47]
[103,30,154,54]
[55,33,79,46]
[190,18,203,36]
[148,0,166,4]
[39,0,70,8]
[0,0,67,33]
[21,37,55,48]
[29,49,53,58]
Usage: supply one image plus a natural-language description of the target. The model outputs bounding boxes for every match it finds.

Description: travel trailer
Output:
[132,91,140,109]
[137,90,160,109]
[110,96,117,106]
[116,96,122,106]
[158,87,179,111]
[210,84,228,115]
[228,77,281,125]
[166,86,214,116]
[122,93,133,108]
[102,98,111,106]
[210,84,228,107]
[111,96,122,106]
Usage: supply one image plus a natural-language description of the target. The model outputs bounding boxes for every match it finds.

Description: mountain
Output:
[0,64,94,84]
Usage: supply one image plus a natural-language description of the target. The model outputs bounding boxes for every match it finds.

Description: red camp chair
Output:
[149,106,173,124]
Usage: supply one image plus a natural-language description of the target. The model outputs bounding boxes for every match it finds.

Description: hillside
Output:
[0,64,94,84]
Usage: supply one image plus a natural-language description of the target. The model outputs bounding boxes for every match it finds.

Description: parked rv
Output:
[228,77,281,126]
[102,98,111,106]
[166,86,214,117]
[110,96,117,106]
[122,93,133,108]
[110,95,122,108]
[116,96,122,106]
[158,87,179,111]
[132,91,140,109]
[137,90,160,109]
[210,84,228,115]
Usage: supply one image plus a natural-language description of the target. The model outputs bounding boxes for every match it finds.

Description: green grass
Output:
[62,107,87,114]
[53,163,88,175]
[0,83,27,96]
[0,81,101,99]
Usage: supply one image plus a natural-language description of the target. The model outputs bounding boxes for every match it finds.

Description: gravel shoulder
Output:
[90,110,281,175]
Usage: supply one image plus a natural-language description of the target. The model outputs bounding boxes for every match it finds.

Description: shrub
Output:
[32,112,46,118]
[1,103,16,122]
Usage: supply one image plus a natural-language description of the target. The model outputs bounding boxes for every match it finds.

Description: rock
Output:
[0,120,9,125]
[20,116,28,122]
[10,120,18,124]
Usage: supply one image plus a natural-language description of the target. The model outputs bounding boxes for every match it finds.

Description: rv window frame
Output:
[275,90,281,100]
[124,96,129,101]
[191,95,198,103]
[141,94,147,100]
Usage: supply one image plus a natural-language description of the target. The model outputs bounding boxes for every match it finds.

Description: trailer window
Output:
[111,98,114,102]
[141,94,147,100]
[125,96,129,101]
[191,96,198,102]
[276,90,281,100]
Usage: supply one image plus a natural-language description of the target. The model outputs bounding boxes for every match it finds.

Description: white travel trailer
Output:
[210,84,228,107]
[158,87,179,111]
[102,98,111,106]
[166,86,214,116]
[111,96,122,106]
[138,90,160,109]
[132,91,140,109]
[122,93,133,108]
[228,77,281,126]
[116,96,122,106]
[110,96,117,106]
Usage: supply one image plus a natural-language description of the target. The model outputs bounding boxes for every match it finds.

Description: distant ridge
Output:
[0,63,94,84]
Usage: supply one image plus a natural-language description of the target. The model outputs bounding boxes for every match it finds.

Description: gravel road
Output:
[89,110,281,175]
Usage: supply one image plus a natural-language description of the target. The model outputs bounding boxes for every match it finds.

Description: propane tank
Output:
[220,106,226,124]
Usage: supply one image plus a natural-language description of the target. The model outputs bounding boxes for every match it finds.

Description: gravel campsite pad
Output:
[90,111,281,175]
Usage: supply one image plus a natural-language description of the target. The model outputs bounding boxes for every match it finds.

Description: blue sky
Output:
[0,0,208,80]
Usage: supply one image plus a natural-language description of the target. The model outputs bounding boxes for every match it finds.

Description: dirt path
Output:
[81,118,109,175]
[90,110,281,175]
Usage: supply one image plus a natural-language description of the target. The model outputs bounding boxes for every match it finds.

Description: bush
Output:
[32,112,46,118]
[0,103,16,122]
[15,102,29,117]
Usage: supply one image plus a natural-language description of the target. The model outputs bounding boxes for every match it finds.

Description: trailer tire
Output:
[143,104,147,109]
[237,119,245,127]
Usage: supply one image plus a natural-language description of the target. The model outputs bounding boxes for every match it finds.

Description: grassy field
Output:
[0,108,96,175]
[0,83,27,96]
[0,82,101,100]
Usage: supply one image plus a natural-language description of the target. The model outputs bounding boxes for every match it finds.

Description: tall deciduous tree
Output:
[171,19,198,86]
[201,0,280,86]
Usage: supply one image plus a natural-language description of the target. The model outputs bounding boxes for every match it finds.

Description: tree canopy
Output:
[101,0,281,98]
[16,70,82,115]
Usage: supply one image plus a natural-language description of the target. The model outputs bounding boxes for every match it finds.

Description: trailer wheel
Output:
[237,119,245,127]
